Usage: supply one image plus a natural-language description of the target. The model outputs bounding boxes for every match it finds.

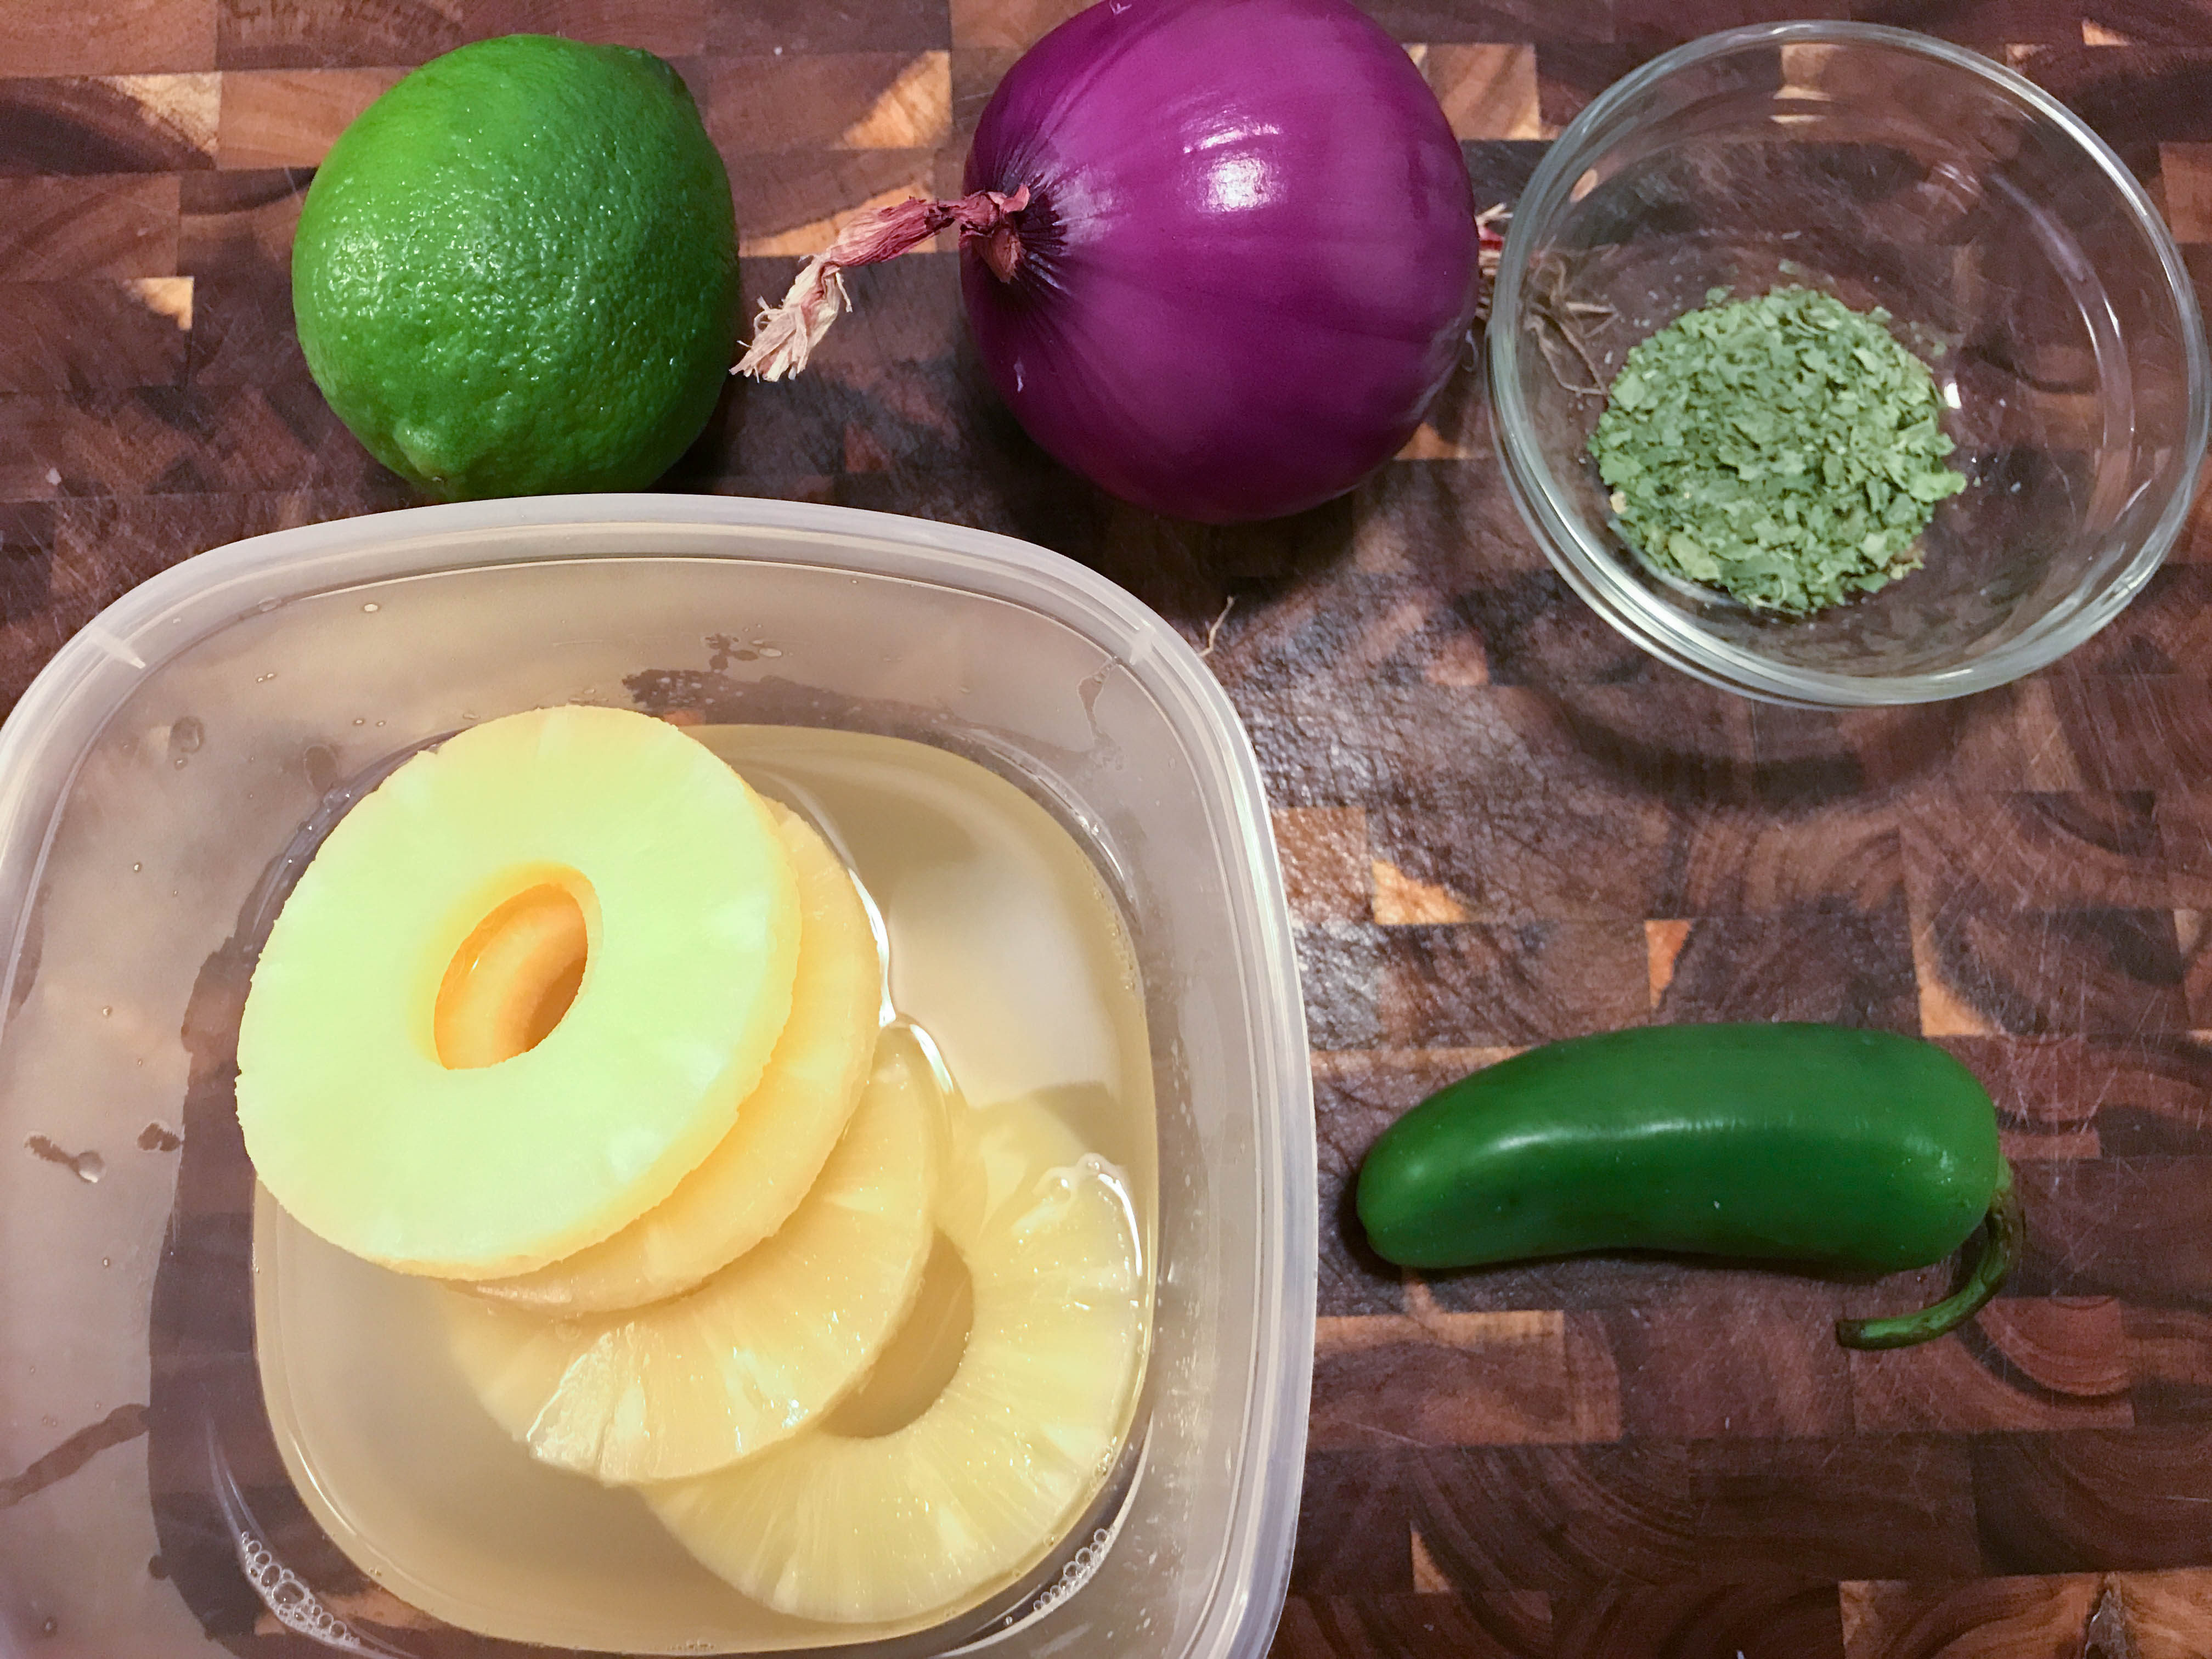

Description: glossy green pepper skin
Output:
[1356,1024,2019,1348]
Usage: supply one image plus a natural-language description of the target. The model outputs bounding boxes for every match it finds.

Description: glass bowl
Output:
[1487,21,2210,706]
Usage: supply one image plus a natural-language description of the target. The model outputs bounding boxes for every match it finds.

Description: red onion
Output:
[740,0,1479,523]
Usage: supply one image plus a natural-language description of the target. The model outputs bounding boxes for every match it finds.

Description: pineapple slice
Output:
[647,1095,1147,1625]
[442,1028,940,1485]
[475,800,881,1312]
[238,706,800,1278]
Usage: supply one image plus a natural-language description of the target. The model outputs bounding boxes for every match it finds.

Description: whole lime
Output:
[292,35,737,500]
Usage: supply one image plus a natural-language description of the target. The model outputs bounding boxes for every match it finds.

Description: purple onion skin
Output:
[961,0,1477,524]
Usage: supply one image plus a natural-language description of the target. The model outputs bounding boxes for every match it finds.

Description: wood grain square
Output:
[948,43,1017,134]
[454,0,709,57]
[1617,0,1841,44]
[1837,1575,2106,1659]
[2181,468,2212,565]
[2006,1158,2212,1302]
[1364,0,1615,42]
[0,74,218,176]
[1375,921,1648,1047]
[2082,0,2212,44]
[1552,1580,1847,1659]
[2154,793,2212,914]
[1656,803,1904,916]
[1939,1035,2212,1155]
[2178,907,2212,1028]
[1296,922,1382,1051]
[1293,1452,1415,1594]
[820,462,1115,563]
[1374,856,1473,924]
[1238,688,1408,810]
[1273,1592,1554,1659]
[709,0,950,54]
[1536,42,1647,125]
[1409,1437,1981,1592]
[704,53,951,153]
[1311,1309,1620,1448]
[1897,683,2085,794]
[1851,0,2090,42]
[1425,44,1547,139]
[802,361,969,473]
[217,67,405,168]
[0,392,173,498]
[2109,1568,2212,1654]
[1603,1290,1853,1439]
[0,174,178,281]
[1904,789,2188,910]
[1424,575,1654,690]
[1777,698,2081,803]
[1974,1427,2212,1571]
[2163,144,2212,237]
[176,166,306,279]
[1849,1300,2135,1433]
[1261,586,1468,701]
[0,279,191,393]
[2053,567,2212,673]
[1652,902,1920,1029]
[2126,1305,2212,1421]
[0,505,58,680]
[215,0,460,70]
[7,0,216,76]
[2187,246,2212,331]
[1,381,385,499]
[1395,361,1490,469]
[1736,704,1881,802]
[1366,786,1673,924]
[1550,682,1762,803]
[733,150,939,255]
[1276,806,1373,924]
[1086,498,1362,637]
[181,268,307,388]
[2091,1046,2212,1154]
[1912,904,2188,1036]
[1313,1056,1446,1316]
[1243,684,1696,812]
[948,0,1087,49]
[2023,46,2212,150]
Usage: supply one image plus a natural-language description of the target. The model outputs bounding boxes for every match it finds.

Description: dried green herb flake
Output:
[1589,286,1967,614]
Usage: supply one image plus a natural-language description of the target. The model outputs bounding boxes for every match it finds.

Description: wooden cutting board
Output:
[3,1,2212,1655]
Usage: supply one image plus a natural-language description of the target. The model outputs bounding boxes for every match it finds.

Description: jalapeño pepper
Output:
[1355,1024,2022,1349]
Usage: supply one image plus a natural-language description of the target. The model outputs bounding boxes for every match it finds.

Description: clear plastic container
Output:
[0,495,1313,1659]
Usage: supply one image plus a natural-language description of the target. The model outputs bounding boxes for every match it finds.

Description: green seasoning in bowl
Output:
[1589,286,1968,615]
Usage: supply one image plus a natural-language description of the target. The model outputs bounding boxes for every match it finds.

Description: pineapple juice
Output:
[251,724,1157,1652]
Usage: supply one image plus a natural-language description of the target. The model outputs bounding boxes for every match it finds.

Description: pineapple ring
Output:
[473,801,882,1313]
[647,1097,1147,1626]
[442,1026,941,1485]
[238,706,801,1279]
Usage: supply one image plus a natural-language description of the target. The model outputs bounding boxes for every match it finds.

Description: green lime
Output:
[292,35,737,500]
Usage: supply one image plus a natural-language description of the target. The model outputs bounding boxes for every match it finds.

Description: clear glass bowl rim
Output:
[1484,19,2212,707]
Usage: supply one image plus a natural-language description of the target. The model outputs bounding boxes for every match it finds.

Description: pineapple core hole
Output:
[433,882,590,1070]
[824,1234,973,1439]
